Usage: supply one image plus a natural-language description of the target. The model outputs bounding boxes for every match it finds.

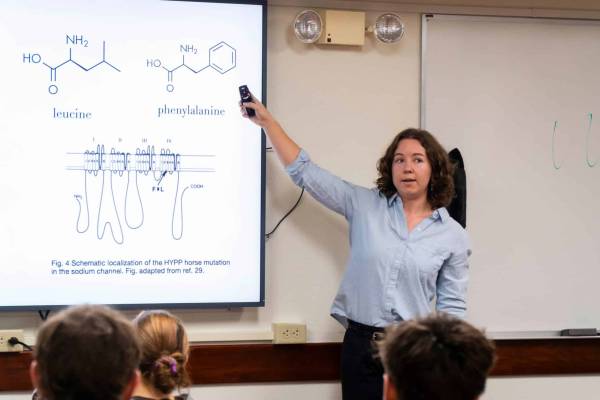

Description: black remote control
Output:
[239,85,255,117]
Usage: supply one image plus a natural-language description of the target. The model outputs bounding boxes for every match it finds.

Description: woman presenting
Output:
[241,95,470,400]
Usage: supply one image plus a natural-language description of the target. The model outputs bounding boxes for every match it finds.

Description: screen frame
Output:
[0,0,267,312]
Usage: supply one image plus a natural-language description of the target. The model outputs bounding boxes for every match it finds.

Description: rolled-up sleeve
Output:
[435,246,470,318]
[286,149,358,219]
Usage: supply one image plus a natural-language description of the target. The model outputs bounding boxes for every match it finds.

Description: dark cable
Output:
[8,337,33,351]
[266,187,304,240]
[38,310,51,321]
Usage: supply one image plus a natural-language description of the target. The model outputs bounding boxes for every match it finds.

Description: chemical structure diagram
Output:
[146,41,236,92]
[66,144,214,245]
[22,34,120,95]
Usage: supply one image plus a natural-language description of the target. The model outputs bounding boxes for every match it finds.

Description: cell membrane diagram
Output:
[66,144,214,244]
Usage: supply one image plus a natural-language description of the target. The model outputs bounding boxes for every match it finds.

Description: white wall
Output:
[1,2,599,400]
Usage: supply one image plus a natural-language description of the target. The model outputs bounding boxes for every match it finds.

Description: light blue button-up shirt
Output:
[286,149,470,328]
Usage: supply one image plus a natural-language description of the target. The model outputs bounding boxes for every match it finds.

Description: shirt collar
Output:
[387,193,449,223]
[432,207,449,223]
[387,193,400,207]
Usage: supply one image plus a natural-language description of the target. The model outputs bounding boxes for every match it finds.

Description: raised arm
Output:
[240,94,300,167]
[240,93,367,219]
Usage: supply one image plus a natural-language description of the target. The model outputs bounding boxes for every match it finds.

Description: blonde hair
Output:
[133,310,191,395]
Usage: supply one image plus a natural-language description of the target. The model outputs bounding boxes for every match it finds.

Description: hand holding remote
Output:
[239,85,255,117]
[238,85,277,130]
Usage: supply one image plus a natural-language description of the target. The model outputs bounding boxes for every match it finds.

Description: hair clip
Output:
[155,355,178,376]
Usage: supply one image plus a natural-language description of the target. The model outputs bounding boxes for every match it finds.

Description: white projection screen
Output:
[0,0,266,310]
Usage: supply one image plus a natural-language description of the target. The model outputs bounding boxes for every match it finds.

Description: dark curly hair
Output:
[376,128,455,209]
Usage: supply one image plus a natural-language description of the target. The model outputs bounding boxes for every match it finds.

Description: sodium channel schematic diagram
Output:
[22,34,120,95]
[147,41,237,92]
[66,145,215,245]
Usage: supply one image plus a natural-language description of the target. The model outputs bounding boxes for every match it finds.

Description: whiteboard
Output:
[422,14,600,332]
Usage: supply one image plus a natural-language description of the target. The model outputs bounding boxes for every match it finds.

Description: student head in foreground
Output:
[131,310,192,400]
[30,304,141,400]
[379,313,496,400]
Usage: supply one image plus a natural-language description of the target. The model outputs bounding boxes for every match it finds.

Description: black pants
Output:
[341,320,384,400]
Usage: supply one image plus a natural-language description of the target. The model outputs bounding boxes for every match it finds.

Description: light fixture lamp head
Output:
[293,9,323,43]
[369,13,405,43]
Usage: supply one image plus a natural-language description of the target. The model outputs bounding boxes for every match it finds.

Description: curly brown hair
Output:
[376,128,455,209]
[133,310,191,396]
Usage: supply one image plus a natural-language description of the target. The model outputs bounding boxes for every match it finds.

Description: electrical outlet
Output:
[272,323,307,344]
[0,329,25,352]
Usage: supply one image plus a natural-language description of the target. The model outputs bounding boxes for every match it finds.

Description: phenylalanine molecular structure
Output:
[146,41,236,92]
[22,34,120,95]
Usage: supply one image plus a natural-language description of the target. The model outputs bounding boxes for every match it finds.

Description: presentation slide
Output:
[0,0,265,309]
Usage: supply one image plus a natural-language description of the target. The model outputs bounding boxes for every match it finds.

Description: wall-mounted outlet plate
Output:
[272,323,307,344]
[0,329,25,352]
